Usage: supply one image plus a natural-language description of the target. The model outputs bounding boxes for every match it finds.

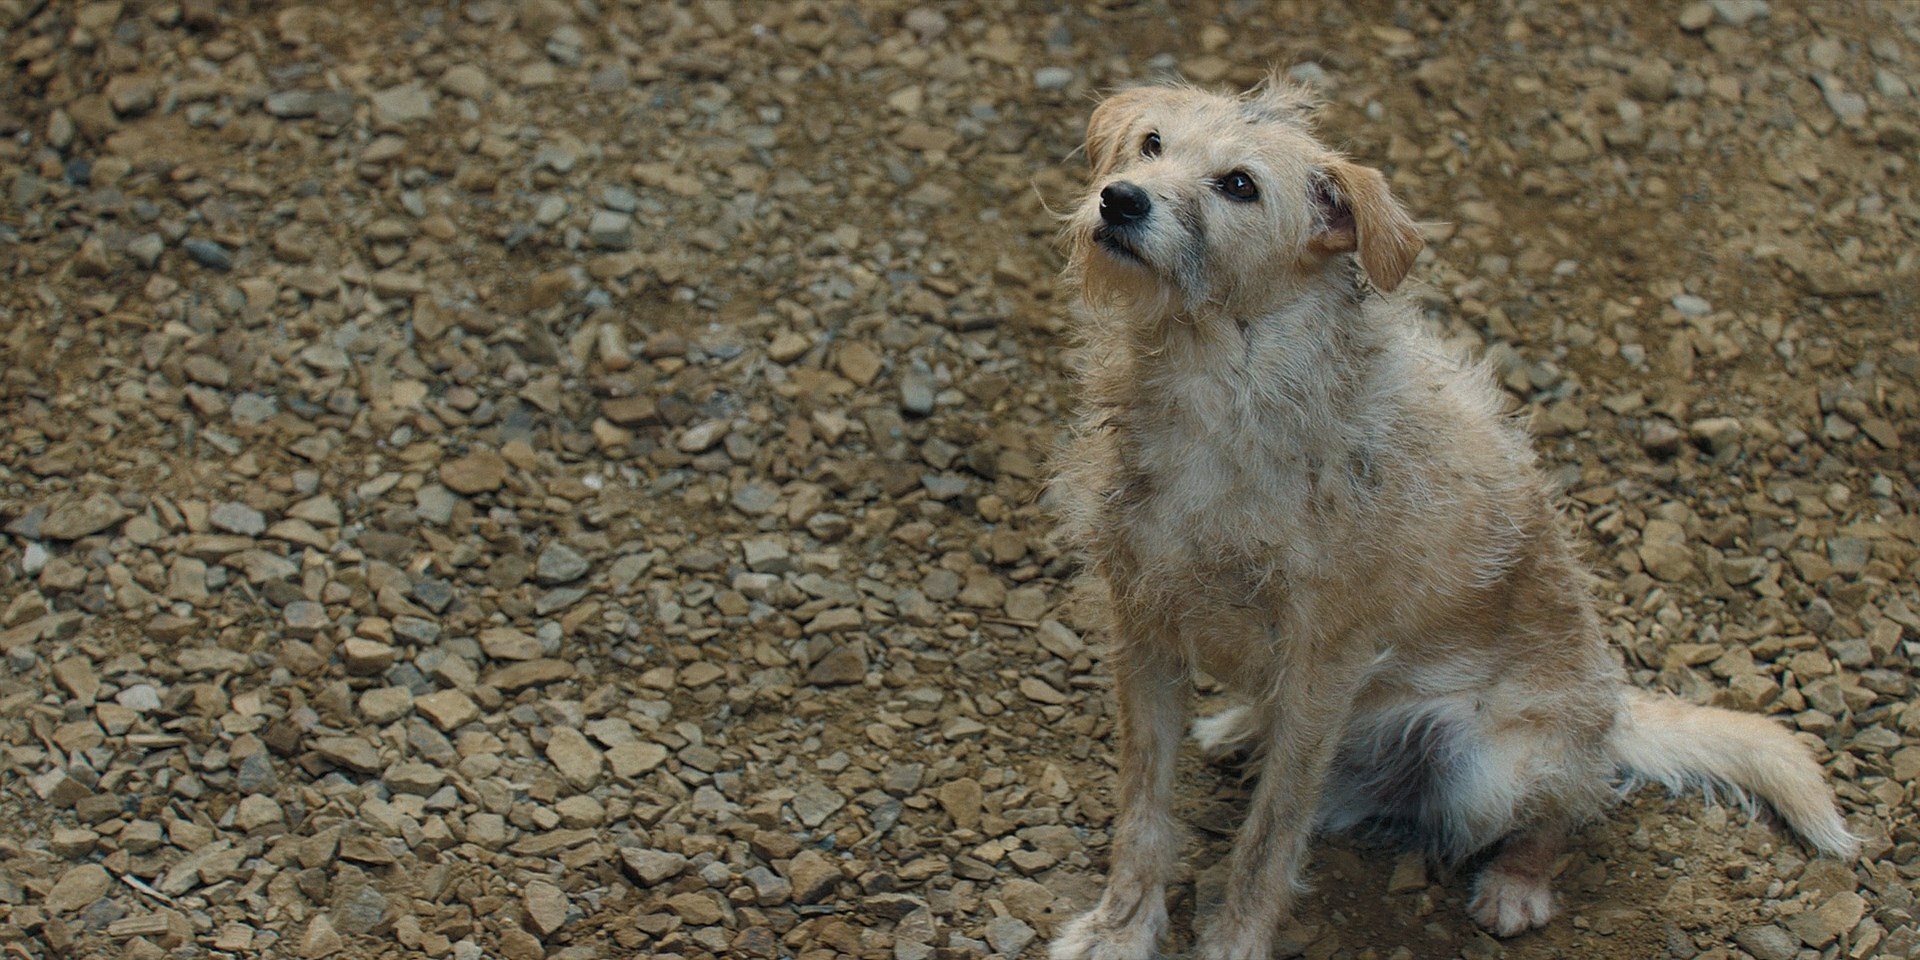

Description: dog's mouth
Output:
[1092,225,1147,265]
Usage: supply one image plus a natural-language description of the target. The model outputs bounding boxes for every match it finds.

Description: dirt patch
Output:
[0,1,1915,959]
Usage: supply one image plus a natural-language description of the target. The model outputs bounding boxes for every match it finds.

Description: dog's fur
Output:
[1047,76,1858,960]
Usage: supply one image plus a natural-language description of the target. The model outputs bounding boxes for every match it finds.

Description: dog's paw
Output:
[1049,909,1162,960]
[1468,868,1554,937]
[1191,706,1251,763]
[1192,914,1271,960]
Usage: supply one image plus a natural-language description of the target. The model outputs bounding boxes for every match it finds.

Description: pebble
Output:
[545,728,604,791]
[441,449,508,494]
[522,881,570,937]
[985,916,1038,957]
[45,864,112,914]
[332,885,388,936]
[301,915,343,958]
[415,690,480,731]
[40,494,131,540]
[535,543,591,584]
[1033,67,1075,91]
[1789,890,1866,947]
[620,848,688,887]
[899,369,937,416]
[182,238,234,271]
[784,849,840,905]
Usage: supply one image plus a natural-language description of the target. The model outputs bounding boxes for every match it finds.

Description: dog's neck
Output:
[1084,274,1403,441]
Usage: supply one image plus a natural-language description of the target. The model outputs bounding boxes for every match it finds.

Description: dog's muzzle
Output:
[1094,181,1153,263]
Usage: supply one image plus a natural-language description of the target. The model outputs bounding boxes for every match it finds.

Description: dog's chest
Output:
[1107,399,1346,581]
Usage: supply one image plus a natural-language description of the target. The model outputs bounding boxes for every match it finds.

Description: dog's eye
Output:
[1141,132,1161,158]
[1217,170,1259,202]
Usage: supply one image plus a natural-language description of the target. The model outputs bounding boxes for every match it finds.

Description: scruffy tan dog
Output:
[1047,76,1858,960]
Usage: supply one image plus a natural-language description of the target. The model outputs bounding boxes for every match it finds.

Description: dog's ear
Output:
[1085,88,1152,179]
[1312,159,1424,293]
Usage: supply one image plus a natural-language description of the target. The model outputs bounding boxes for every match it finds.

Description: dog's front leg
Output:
[1051,617,1188,960]
[1193,658,1363,959]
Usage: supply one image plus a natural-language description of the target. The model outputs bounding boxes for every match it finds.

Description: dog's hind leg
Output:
[1051,615,1189,960]
[1468,822,1565,937]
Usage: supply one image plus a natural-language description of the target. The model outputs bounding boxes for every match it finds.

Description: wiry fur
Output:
[1048,75,1858,960]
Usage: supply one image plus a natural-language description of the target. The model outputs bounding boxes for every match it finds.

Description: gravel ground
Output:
[2,1,1918,958]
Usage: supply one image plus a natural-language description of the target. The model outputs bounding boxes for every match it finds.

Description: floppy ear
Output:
[1084,88,1153,179]
[1312,159,1424,292]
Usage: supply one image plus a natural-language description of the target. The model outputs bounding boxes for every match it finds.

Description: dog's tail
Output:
[1608,689,1859,859]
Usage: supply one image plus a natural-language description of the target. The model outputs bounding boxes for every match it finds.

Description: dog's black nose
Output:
[1100,182,1152,226]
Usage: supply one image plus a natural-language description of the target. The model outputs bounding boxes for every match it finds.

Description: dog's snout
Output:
[1100,182,1152,226]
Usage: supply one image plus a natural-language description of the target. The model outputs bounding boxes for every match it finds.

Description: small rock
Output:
[1670,293,1711,317]
[522,881,570,938]
[588,210,632,249]
[937,778,984,830]
[1789,890,1866,947]
[620,848,688,886]
[1732,925,1799,960]
[985,916,1037,957]
[1387,853,1428,894]
[546,727,604,791]
[441,449,508,494]
[332,884,388,936]
[900,369,936,416]
[1689,416,1743,454]
[284,601,331,638]
[341,638,396,676]
[370,83,434,126]
[1712,0,1770,26]
[1033,67,1075,91]
[313,736,382,774]
[792,781,847,828]
[45,864,112,914]
[806,643,867,685]
[210,501,266,535]
[608,742,669,778]
[677,420,729,453]
[480,627,541,661]
[182,238,234,271]
[665,892,724,925]
[784,849,841,905]
[415,690,479,731]
[41,494,131,540]
[536,543,591,584]
[301,915,343,958]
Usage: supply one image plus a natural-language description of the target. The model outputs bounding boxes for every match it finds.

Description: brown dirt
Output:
[0,2,1916,959]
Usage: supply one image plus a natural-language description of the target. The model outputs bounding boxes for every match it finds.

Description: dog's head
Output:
[1069,74,1423,318]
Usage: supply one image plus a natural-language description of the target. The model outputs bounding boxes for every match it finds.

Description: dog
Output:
[1046,75,1858,960]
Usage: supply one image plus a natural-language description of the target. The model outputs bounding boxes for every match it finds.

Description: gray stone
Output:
[332,884,388,936]
[536,543,591,584]
[1733,924,1800,960]
[183,238,234,271]
[985,916,1036,957]
[791,781,847,828]
[370,84,434,126]
[210,501,266,535]
[522,880,569,937]
[900,369,936,416]
[45,864,112,914]
[620,847,688,886]
[1033,67,1074,91]
[41,494,131,540]
[588,210,631,249]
